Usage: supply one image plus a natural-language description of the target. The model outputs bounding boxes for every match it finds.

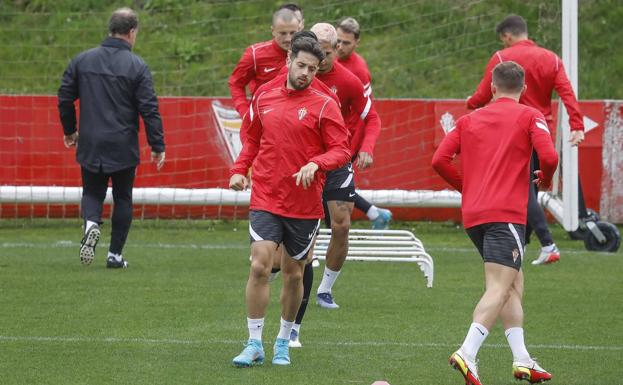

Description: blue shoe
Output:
[317,292,340,309]
[272,338,291,365]
[289,328,302,348]
[232,339,264,367]
[372,208,392,230]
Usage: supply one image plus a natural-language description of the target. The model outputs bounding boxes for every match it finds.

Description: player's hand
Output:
[63,132,78,148]
[151,151,166,171]
[356,152,373,169]
[532,170,552,190]
[569,130,585,146]
[293,162,319,189]
[229,174,248,191]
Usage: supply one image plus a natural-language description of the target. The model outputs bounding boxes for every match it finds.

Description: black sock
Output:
[271,267,281,274]
[295,262,314,325]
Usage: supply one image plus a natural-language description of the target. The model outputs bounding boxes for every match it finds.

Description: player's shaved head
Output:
[492,61,525,94]
[272,8,297,26]
[496,15,528,37]
[310,23,338,48]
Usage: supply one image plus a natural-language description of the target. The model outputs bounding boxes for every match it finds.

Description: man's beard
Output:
[288,72,311,90]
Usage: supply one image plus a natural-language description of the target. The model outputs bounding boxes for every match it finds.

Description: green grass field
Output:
[0,219,621,385]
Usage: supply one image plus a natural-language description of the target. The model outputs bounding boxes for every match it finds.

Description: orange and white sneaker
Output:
[449,350,483,385]
[513,359,552,383]
[532,244,560,265]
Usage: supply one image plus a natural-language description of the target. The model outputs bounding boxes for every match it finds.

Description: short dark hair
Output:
[290,35,325,63]
[336,17,360,39]
[292,30,318,43]
[109,7,138,35]
[492,61,525,93]
[495,15,528,37]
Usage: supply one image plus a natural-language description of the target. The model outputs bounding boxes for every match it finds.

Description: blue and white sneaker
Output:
[272,338,291,365]
[289,328,302,348]
[232,339,264,367]
[317,292,340,309]
[372,208,392,230]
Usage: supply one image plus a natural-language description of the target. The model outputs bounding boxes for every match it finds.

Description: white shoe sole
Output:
[80,227,100,265]
[289,339,302,348]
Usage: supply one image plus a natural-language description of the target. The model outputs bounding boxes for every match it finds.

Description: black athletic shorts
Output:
[249,210,321,260]
[323,163,356,202]
[465,222,526,270]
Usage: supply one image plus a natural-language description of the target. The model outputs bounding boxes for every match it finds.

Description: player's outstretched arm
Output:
[309,101,351,172]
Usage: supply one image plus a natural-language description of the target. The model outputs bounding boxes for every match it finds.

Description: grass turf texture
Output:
[0,219,621,385]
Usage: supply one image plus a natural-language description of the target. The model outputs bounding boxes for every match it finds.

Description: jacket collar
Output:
[102,36,132,51]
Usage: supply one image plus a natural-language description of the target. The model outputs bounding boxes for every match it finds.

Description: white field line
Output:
[0,335,621,351]
[0,241,595,255]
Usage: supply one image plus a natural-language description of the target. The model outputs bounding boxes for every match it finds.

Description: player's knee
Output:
[330,218,350,237]
[249,259,271,280]
[281,268,303,286]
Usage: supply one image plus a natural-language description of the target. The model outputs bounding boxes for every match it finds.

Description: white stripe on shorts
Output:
[292,219,321,260]
[508,223,524,259]
[249,222,263,241]
[339,172,353,188]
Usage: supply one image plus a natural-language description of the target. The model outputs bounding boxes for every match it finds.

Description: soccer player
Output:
[228,8,300,119]
[467,14,585,265]
[58,7,165,268]
[335,16,392,229]
[433,61,558,385]
[229,35,350,367]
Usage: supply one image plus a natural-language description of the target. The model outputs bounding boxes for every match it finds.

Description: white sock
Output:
[505,327,531,363]
[85,220,98,234]
[292,323,301,333]
[317,266,341,294]
[366,205,380,220]
[107,252,122,262]
[542,243,556,252]
[460,322,489,360]
[277,317,294,340]
[247,317,264,341]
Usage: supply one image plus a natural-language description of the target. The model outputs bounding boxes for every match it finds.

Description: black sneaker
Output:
[80,224,101,265]
[106,256,129,269]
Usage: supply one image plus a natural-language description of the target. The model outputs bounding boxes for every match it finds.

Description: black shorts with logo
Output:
[323,162,356,202]
[465,222,526,270]
[249,210,321,260]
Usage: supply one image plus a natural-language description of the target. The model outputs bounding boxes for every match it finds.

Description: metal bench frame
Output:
[313,229,434,288]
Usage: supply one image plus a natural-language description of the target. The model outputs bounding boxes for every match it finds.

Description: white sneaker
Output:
[532,244,560,265]
[288,329,302,348]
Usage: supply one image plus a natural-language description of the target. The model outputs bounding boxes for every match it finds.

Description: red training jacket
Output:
[432,97,559,228]
[228,39,287,119]
[239,71,340,144]
[230,83,350,219]
[316,61,381,156]
[467,39,584,131]
[338,52,373,97]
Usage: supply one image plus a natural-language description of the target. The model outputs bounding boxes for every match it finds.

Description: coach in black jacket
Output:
[58,7,165,269]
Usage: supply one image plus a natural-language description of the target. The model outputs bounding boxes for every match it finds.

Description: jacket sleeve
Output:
[357,103,381,155]
[554,59,585,131]
[529,113,559,184]
[466,53,500,110]
[230,96,262,176]
[431,122,463,192]
[57,58,79,136]
[228,47,255,119]
[309,100,351,171]
[136,64,165,153]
